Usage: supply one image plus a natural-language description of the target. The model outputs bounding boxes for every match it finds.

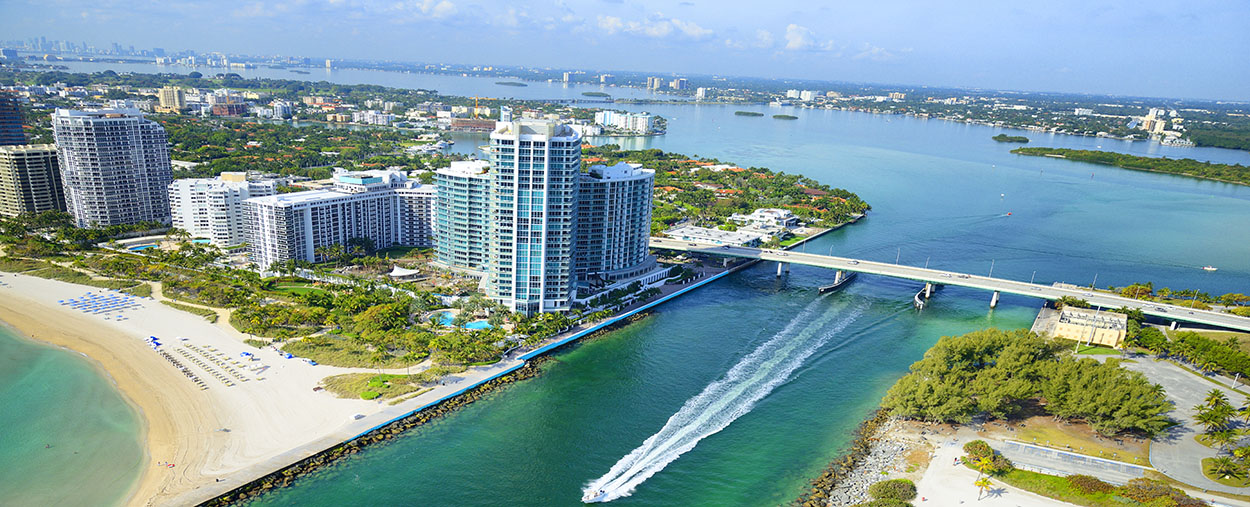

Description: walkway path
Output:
[914,435,1069,506]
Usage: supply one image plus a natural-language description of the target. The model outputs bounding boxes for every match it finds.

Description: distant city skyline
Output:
[2,0,1248,101]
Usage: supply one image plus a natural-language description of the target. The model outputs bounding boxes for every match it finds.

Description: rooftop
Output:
[585,162,654,181]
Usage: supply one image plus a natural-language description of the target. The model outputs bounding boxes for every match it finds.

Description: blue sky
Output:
[3,0,1248,100]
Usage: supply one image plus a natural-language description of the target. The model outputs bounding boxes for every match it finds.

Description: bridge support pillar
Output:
[777,261,787,277]
[1170,321,1179,330]
[990,291,1001,309]
[835,270,845,285]
[924,282,933,299]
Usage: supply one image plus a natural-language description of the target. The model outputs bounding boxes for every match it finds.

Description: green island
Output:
[992,133,1030,143]
[734,111,764,117]
[1012,147,1250,186]
[772,114,798,120]
[581,91,610,97]
[494,81,527,87]
[582,145,871,241]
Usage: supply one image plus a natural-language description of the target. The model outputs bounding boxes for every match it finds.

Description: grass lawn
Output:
[282,335,425,369]
[777,235,808,247]
[1075,345,1120,355]
[322,365,467,400]
[0,257,46,272]
[1168,329,1250,354]
[271,283,330,297]
[1015,418,1150,465]
[160,300,219,322]
[375,246,429,258]
[994,469,1120,506]
[1203,457,1250,487]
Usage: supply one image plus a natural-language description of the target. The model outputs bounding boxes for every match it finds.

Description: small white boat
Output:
[582,489,609,503]
[1202,265,1218,272]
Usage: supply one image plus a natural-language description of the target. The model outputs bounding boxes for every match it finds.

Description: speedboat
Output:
[582,489,609,503]
[1203,265,1218,272]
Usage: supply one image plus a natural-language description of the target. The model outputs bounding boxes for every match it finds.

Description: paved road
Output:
[1119,356,1250,496]
[992,440,1149,485]
[650,237,1250,332]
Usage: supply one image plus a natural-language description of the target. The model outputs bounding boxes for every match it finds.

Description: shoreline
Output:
[0,320,148,505]
[0,276,217,506]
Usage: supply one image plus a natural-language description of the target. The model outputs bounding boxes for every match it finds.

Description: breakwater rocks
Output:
[203,356,553,506]
[793,408,892,507]
[824,418,909,505]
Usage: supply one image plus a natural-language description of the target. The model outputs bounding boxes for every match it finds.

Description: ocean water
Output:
[9,64,1250,505]
[0,326,144,506]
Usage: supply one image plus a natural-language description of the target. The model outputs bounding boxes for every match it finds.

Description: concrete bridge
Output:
[649,237,1250,333]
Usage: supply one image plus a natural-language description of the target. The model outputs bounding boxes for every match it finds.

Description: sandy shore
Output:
[0,272,379,505]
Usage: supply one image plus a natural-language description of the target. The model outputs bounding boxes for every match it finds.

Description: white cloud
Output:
[595,14,712,40]
[783,24,814,50]
[754,29,774,49]
[853,42,897,61]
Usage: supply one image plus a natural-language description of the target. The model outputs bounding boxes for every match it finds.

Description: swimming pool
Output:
[128,244,157,251]
[192,239,211,244]
[433,311,493,330]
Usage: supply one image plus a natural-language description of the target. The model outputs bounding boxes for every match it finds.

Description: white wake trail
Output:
[582,297,863,503]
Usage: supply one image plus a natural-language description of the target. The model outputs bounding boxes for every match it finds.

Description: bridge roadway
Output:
[649,237,1250,333]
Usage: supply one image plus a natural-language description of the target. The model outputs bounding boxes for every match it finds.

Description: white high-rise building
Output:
[271,101,292,119]
[487,120,581,315]
[786,89,801,98]
[244,170,436,268]
[52,108,172,227]
[434,160,492,273]
[575,163,657,288]
[695,87,707,100]
[799,90,816,101]
[168,172,276,246]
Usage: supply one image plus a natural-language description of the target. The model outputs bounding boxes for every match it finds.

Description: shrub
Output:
[1118,478,1206,506]
[360,391,380,400]
[852,500,910,507]
[244,339,267,349]
[1066,474,1114,494]
[868,479,917,501]
[964,440,993,459]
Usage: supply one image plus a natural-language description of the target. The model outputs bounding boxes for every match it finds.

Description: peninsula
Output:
[992,133,1029,143]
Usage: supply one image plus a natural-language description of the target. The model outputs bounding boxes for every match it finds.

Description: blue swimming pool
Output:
[192,239,211,244]
[128,245,157,251]
[433,311,492,330]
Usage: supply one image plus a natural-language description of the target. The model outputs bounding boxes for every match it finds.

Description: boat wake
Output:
[581,296,864,503]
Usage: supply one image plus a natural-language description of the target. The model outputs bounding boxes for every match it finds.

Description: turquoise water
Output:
[128,244,157,251]
[6,66,1250,505]
[247,102,1250,506]
[0,326,144,506]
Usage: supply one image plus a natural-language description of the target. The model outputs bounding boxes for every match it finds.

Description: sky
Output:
[3,0,1249,101]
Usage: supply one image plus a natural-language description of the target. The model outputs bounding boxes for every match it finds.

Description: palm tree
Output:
[1211,429,1237,451]
[1233,445,1250,464]
[974,477,992,500]
[1207,389,1231,408]
[974,457,994,477]
[1210,456,1244,480]
[1196,408,1230,434]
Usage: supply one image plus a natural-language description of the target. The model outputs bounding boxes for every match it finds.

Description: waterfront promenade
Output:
[650,238,1250,333]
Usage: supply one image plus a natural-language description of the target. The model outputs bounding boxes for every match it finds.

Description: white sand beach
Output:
[0,272,534,505]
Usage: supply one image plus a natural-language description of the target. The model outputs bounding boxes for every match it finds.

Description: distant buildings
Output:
[670,78,688,90]
[434,160,492,273]
[575,163,657,287]
[888,92,907,100]
[563,72,572,83]
[786,89,800,99]
[211,103,247,116]
[156,86,185,113]
[244,170,435,268]
[352,110,395,125]
[52,108,172,227]
[271,101,292,119]
[169,172,276,246]
[799,90,817,101]
[599,74,613,84]
[0,91,25,146]
[695,87,707,101]
[1073,108,1094,116]
[646,77,665,90]
[487,120,582,314]
[0,144,64,217]
[593,110,656,133]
